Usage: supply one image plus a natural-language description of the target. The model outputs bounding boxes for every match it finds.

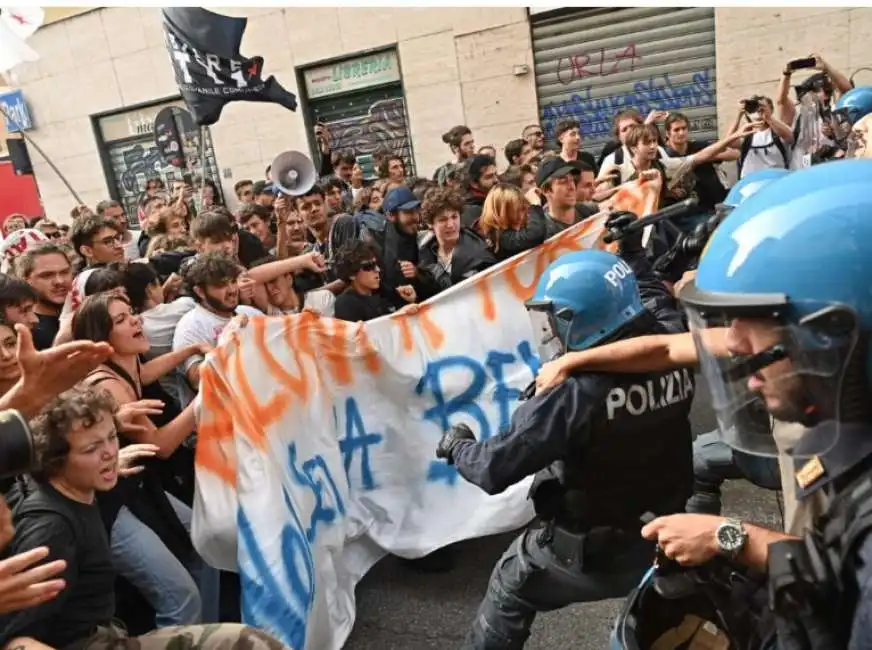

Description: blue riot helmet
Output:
[832,86,872,142]
[526,249,644,362]
[679,160,872,458]
[701,169,792,240]
[722,168,790,211]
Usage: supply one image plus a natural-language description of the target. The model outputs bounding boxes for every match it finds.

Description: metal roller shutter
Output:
[310,86,414,181]
[105,127,220,225]
[532,7,718,156]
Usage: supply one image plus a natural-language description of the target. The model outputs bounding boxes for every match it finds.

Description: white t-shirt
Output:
[740,129,789,179]
[172,302,263,407]
[59,267,97,326]
[142,297,197,405]
[265,289,336,318]
[122,232,140,260]
[597,145,669,181]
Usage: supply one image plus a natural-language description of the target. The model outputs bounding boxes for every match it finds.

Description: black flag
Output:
[161,7,297,127]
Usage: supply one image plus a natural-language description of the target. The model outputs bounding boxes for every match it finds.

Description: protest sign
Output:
[192,179,660,649]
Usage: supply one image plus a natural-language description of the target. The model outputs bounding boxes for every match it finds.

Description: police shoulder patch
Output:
[796,455,826,489]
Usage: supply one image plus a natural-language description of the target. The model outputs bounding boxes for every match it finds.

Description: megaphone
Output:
[270,151,318,196]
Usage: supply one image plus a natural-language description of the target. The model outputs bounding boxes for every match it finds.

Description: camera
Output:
[0,410,35,479]
[743,97,761,114]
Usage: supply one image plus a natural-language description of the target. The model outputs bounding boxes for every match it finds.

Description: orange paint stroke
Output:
[196,365,237,485]
[391,303,446,353]
[395,316,413,352]
[353,322,382,375]
[417,304,445,349]
[477,278,497,321]
[254,316,310,403]
[294,313,354,387]
[230,341,292,446]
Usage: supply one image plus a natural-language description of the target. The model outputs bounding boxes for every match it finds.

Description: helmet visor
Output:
[831,108,854,142]
[525,300,568,363]
[684,302,856,458]
[846,126,869,159]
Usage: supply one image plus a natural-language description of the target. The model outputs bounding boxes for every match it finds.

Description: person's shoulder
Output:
[12,488,81,547]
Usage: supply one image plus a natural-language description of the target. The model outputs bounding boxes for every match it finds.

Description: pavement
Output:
[344,382,784,650]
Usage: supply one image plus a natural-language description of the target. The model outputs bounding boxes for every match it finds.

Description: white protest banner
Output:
[192,179,660,649]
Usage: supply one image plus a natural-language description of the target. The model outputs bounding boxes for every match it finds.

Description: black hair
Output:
[555,118,580,141]
[468,155,496,184]
[504,138,525,165]
[189,211,237,242]
[70,216,119,257]
[122,262,160,313]
[333,240,380,282]
[84,263,127,297]
[183,251,242,302]
[0,274,37,310]
[442,125,471,150]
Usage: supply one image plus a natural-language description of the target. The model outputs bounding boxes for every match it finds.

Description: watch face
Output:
[717,524,744,552]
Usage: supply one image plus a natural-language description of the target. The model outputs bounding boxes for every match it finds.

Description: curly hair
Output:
[333,240,380,282]
[377,155,405,180]
[421,186,465,226]
[182,251,241,300]
[31,385,118,483]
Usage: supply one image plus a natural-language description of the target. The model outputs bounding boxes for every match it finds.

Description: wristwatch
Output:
[715,518,748,559]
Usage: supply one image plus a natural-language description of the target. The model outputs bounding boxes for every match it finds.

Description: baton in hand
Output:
[603,198,700,244]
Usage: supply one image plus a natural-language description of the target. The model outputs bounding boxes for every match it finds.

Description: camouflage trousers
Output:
[81,623,289,650]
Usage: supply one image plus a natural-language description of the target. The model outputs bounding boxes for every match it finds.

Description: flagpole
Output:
[0,102,83,206]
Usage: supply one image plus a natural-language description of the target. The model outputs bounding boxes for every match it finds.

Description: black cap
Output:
[536,157,576,187]
[252,180,274,196]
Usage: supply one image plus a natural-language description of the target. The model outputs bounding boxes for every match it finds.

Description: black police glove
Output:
[604,211,644,257]
[436,424,476,465]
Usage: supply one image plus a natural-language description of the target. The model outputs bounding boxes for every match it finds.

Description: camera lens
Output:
[0,410,34,479]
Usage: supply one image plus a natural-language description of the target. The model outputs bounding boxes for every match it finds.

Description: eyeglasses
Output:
[44,231,62,239]
[359,261,379,272]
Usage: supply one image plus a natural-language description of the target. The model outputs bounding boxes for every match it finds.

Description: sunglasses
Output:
[44,231,63,239]
[359,261,379,272]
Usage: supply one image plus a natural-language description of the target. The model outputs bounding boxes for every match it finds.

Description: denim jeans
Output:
[110,493,221,627]
[685,431,783,515]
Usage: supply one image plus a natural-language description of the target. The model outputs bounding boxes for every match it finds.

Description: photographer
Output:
[776,54,853,166]
[727,96,795,179]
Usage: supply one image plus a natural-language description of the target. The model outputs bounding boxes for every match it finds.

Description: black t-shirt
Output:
[334,289,395,322]
[564,150,598,173]
[32,312,60,351]
[665,140,727,210]
[544,203,601,239]
[0,483,115,647]
[237,229,269,268]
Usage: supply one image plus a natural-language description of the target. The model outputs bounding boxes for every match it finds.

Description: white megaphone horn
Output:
[270,150,318,196]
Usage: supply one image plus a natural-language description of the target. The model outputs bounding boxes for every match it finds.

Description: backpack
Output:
[738,131,790,175]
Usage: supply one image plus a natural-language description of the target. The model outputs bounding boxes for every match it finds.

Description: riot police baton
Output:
[603,198,699,244]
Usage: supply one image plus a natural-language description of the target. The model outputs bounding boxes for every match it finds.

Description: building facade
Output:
[2,6,871,223]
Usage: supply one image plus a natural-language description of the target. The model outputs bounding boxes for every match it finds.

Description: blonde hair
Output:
[478,184,527,253]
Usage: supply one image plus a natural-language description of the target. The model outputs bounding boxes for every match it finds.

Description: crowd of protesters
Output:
[0,51,857,650]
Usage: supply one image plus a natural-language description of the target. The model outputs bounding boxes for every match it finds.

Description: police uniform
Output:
[666,160,872,650]
[441,248,696,650]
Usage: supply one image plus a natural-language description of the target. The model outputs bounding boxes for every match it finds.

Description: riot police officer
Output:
[435,233,695,649]
[642,160,872,648]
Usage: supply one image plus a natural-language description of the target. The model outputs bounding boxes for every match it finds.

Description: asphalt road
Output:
[344,384,783,650]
